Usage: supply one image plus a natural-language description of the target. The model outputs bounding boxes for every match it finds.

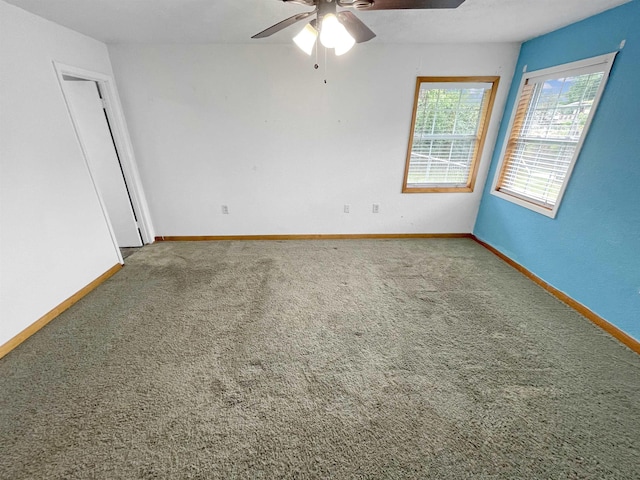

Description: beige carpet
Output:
[1,239,639,479]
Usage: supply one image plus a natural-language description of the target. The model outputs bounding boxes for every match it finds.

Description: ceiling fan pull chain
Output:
[324,45,328,84]
[314,36,319,70]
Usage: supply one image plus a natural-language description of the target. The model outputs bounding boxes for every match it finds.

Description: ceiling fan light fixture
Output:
[293,23,318,55]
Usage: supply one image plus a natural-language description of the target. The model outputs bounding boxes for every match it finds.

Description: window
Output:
[492,53,616,217]
[403,76,499,193]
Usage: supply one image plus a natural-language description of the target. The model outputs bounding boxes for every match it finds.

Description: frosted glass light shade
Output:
[320,13,356,55]
[319,14,342,49]
[334,30,355,56]
[293,24,318,55]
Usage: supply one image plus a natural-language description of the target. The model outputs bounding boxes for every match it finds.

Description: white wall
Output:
[109,43,520,236]
[0,2,120,346]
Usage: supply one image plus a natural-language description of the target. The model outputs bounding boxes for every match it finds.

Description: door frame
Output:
[53,61,155,248]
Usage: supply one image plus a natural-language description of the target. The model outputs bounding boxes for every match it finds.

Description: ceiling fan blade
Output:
[252,11,316,39]
[337,12,376,43]
[283,0,316,6]
[352,0,465,10]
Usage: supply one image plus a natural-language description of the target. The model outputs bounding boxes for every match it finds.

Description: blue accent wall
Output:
[474,1,640,341]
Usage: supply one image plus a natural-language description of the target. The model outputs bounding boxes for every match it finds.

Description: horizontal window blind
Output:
[497,62,610,209]
[408,137,476,186]
[404,78,498,192]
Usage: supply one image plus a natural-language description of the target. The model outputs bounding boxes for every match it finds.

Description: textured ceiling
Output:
[4,0,632,44]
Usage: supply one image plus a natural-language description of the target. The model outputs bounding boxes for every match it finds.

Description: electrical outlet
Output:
[344,204,350,214]
[221,205,229,214]
[372,203,380,214]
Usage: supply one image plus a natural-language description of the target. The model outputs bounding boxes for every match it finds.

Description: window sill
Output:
[490,188,558,218]
[402,186,474,193]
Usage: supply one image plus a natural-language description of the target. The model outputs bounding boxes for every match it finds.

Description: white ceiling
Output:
[4,0,631,45]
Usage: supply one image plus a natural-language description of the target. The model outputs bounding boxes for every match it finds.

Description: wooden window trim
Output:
[402,76,500,194]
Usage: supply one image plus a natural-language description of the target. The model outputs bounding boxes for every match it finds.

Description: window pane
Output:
[501,140,575,206]
[408,138,476,185]
[521,72,603,142]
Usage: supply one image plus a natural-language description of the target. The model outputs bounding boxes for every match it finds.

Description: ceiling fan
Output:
[252,0,466,56]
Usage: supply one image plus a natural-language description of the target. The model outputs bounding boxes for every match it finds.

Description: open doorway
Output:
[54,62,154,261]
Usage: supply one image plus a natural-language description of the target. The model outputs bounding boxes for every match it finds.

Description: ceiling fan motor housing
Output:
[319,0,338,22]
[350,1,376,8]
